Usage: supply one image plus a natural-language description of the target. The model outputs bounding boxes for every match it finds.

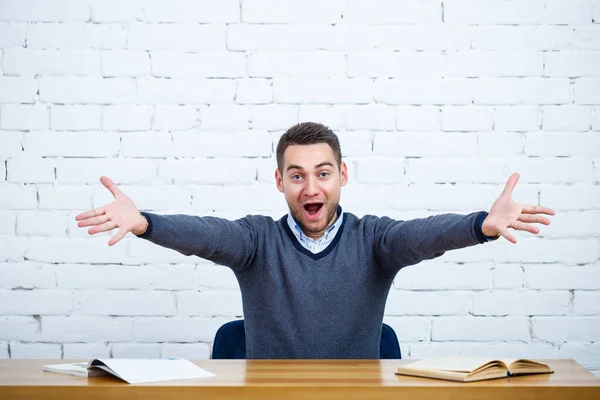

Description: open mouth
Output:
[303,202,324,221]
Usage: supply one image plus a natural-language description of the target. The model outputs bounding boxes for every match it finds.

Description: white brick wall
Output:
[0,0,598,376]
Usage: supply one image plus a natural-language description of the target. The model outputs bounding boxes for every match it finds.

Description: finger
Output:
[517,214,551,225]
[100,176,121,198]
[78,214,110,228]
[88,221,117,235]
[108,229,128,246]
[522,205,555,216]
[502,172,520,197]
[75,208,105,221]
[499,227,517,244]
[511,221,540,235]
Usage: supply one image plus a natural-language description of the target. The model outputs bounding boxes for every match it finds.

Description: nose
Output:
[303,176,320,197]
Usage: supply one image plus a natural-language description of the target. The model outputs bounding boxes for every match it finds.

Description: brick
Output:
[134,317,232,342]
[129,23,225,50]
[505,238,599,264]
[0,213,16,234]
[163,343,210,359]
[27,23,127,49]
[7,156,54,183]
[251,105,298,130]
[159,158,257,184]
[472,26,574,50]
[493,264,524,289]
[540,183,600,209]
[273,78,371,104]
[103,105,152,131]
[374,132,477,157]
[373,25,470,50]
[235,79,272,105]
[533,317,600,342]
[249,51,345,78]
[545,52,600,77]
[395,106,440,131]
[102,50,149,77]
[544,0,593,24]
[172,131,271,157]
[243,0,342,23]
[575,79,600,104]
[42,316,133,342]
[25,132,120,157]
[346,105,395,131]
[410,342,558,359]
[0,184,37,210]
[143,0,238,22]
[17,211,67,236]
[57,264,196,290]
[382,317,431,343]
[190,184,285,213]
[153,106,198,130]
[386,291,471,316]
[298,105,345,130]
[39,77,136,104]
[558,342,600,371]
[407,158,505,184]
[573,291,600,315]
[572,26,600,50]
[0,237,24,263]
[348,51,445,79]
[26,237,130,264]
[374,79,474,105]
[0,77,36,103]
[51,105,102,131]
[2,49,100,76]
[112,343,161,358]
[525,132,600,157]
[0,343,7,359]
[541,211,600,238]
[595,108,600,131]
[0,131,23,158]
[446,51,543,77]
[0,262,55,289]
[177,291,243,316]
[56,158,157,184]
[475,78,571,105]
[37,185,92,210]
[336,131,373,157]
[433,317,529,341]
[0,0,90,21]
[120,132,173,157]
[92,185,192,212]
[394,262,492,290]
[137,78,235,104]
[75,290,175,316]
[494,106,540,132]
[441,106,494,131]
[63,343,110,359]
[127,238,200,264]
[504,157,593,183]
[201,105,251,130]
[344,0,441,24]
[10,343,61,359]
[0,290,72,315]
[355,157,405,184]
[91,0,141,22]
[0,316,39,341]
[472,291,570,316]
[152,51,245,78]
[0,23,26,48]
[477,132,523,157]
[444,0,543,24]
[1,104,48,130]
[255,157,279,183]
[543,106,592,131]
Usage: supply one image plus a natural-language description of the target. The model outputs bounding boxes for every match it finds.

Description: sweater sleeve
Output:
[374,211,488,271]
[136,212,258,271]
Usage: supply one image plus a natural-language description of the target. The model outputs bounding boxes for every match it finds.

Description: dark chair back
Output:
[212,320,401,359]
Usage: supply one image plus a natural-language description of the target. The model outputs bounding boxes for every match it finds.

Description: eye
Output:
[291,174,302,181]
[319,171,330,178]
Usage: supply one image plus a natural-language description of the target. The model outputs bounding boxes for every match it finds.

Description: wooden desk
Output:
[1,359,599,400]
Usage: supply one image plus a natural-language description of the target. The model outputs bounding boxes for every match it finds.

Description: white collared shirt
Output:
[286,208,344,254]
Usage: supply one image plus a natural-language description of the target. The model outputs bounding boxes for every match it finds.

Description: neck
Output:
[303,210,339,240]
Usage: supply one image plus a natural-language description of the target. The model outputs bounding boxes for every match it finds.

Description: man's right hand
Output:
[75,176,147,246]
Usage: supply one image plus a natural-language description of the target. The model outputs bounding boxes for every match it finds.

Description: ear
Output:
[275,168,285,193]
[340,161,348,187]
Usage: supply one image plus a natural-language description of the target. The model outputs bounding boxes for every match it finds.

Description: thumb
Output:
[100,176,121,198]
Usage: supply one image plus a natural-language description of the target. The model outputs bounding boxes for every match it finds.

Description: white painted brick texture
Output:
[0,0,597,376]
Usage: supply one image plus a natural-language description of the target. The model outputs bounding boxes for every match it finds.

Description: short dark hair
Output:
[276,122,342,172]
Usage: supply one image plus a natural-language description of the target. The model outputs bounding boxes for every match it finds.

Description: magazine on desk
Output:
[43,358,215,384]
[395,357,554,383]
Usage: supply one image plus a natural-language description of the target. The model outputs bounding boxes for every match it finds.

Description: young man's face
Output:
[275,143,348,240]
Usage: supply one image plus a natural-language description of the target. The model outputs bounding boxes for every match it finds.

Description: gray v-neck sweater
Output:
[138,210,488,359]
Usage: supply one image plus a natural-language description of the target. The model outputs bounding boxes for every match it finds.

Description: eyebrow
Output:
[286,162,335,172]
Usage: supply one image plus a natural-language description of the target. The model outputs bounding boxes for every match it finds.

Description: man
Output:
[76,122,554,359]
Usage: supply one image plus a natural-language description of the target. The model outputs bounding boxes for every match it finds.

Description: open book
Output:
[43,358,215,384]
[395,357,553,382]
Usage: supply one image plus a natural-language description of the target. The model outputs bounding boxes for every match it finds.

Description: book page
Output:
[89,358,215,384]
[399,357,507,373]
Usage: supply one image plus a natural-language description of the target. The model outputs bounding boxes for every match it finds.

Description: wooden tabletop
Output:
[1,359,599,400]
